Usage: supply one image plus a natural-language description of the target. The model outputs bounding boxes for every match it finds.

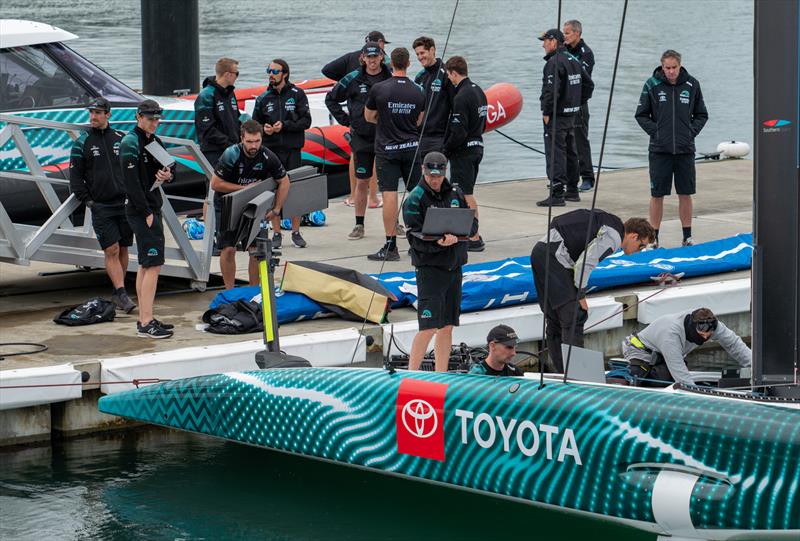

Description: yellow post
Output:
[259,259,274,343]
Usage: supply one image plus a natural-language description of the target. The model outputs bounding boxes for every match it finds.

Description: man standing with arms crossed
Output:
[364,47,426,262]
[325,42,392,241]
[210,120,290,289]
[635,50,708,247]
[442,56,487,252]
[70,97,136,313]
[253,58,312,249]
[563,20,596,193]
[120,100,175,339]
[404,152,477,372]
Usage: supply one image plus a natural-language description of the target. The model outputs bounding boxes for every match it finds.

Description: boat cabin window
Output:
[0,44,92,111]
[45,43,141,104]
[0,43,140,112]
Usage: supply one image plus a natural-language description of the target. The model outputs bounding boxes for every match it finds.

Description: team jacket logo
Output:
[396,379,448,461]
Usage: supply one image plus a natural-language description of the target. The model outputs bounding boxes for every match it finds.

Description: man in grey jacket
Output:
[622,308,751,387]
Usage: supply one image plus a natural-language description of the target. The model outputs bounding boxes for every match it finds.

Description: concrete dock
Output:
[0,159,753,444]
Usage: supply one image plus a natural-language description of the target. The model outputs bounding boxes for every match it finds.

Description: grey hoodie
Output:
[623,311,751,386]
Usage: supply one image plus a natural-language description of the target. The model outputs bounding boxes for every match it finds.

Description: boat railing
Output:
[0,113,215,290]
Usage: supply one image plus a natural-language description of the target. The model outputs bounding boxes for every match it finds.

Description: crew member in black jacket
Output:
[322,31,389,81]
[253,59,312,248]
[635,50,708,247]
[194,57,242,168]
[563,20,596,192]
[443,56,487,252]
[537,28,594,207]
[322,31,389,209]
[530,211,654,372]
[413,36,455,159]
[120,100,176,339]
[69,97,135,313]
[326,43,392,241]
[403,152,478,372]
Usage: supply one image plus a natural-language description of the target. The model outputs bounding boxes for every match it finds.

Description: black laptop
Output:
[410,207,475,240]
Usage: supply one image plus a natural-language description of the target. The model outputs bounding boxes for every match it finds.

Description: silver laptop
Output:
[561,345,606,383]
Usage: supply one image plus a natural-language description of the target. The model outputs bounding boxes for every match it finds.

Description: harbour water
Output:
[0,428,652,541]
[4,0,753,181]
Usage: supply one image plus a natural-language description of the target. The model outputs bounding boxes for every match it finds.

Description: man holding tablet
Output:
[403,151,477,372]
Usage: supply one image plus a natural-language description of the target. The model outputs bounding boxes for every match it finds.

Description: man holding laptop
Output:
[403,152,477,372]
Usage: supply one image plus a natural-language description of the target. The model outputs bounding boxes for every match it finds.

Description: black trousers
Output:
[530,241,588,373]
[566,104,594,186]
[543,115,577,196]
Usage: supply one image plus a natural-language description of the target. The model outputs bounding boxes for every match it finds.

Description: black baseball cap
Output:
[422,151,447,176]
[137,99,163,118]
[366,30,389,44]
[86,97,111,112]
[538,28,565,43]
[487,325,518,347]
[362,42,383,57]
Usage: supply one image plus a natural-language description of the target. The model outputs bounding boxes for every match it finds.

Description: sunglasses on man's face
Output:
[267,68,283,75]
[231,71,240,77]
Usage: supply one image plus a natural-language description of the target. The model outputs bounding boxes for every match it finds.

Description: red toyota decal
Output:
[395,379,448,461]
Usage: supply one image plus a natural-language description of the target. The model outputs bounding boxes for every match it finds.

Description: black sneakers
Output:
[468,236,485,252]
[153,319,174,330]
[564,191,581,202]
[291,231,307,248]
[536,196,566,207]
[367,245,400,261]
[111,290,137,313]
[137,319,173,339]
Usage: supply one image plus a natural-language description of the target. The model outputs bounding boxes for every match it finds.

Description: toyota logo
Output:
[401,399,438,439]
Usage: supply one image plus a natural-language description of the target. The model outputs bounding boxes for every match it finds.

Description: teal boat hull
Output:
[98,368,800,540]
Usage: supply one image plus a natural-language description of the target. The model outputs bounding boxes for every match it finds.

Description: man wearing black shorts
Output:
[253,58,312,248]
[326,42,391,240]
[443,56,487,252]
[70,97,136,313]
[210,120,289,289]
[635,49,708,247]
[120,100,176,339]
[403,152,477,372]
[365,47,425,262]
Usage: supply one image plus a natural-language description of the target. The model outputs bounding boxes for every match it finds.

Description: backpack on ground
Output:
[54,298,116,326]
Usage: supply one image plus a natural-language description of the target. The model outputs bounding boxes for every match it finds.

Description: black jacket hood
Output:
[652,65,690,86]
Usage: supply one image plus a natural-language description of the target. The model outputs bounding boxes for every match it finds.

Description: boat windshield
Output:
[0,42,140,112]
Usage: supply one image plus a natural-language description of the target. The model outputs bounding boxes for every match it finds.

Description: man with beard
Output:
[622,308,751,387]
[70,97,136,313]
[210,120,290,289]
[253,59,312,249]
[120,100,176,338]
[325,42,392,240]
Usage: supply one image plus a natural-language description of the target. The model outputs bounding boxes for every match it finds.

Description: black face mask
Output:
[684,314,709,346]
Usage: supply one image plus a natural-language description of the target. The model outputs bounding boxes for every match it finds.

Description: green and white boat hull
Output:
[98,368,800,540]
